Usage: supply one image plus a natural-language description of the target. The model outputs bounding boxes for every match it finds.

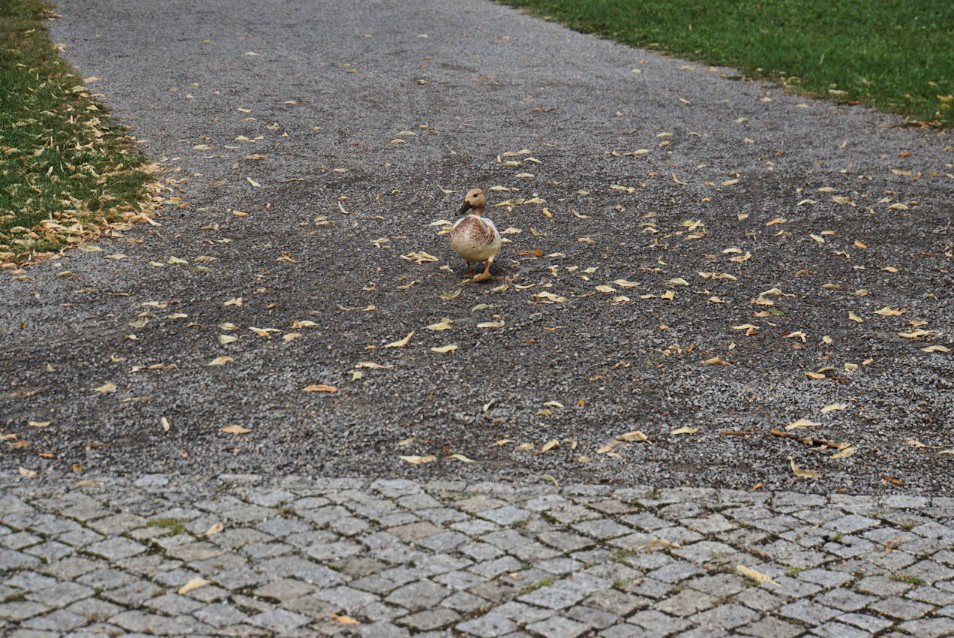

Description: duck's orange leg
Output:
[473,259,493,282]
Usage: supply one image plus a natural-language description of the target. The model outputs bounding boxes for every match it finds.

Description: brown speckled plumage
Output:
[449,188,501,281]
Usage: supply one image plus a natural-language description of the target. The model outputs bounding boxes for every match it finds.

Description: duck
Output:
[449,188,501,282]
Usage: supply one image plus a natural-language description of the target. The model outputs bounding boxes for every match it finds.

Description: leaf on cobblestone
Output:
[401,251,438,264]
[18,467,37,478]
[28,421,51,428]
[204,522,225,536]
[95,382,117,394]
[331,614,360,625]
[208,356,233,366]
[736,565,778,586]
[789,457,820,479]
[178,577,210,594]
[448,453,476,463]
[400,455,437,465]
[220,425,252,434]
[355,361,392,369]
[922,345,950,353]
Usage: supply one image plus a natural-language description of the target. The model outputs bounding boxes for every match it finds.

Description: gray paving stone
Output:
[0,548,40,570]
[25,581,94,608]
[21,608,89,632]
[108,610,197,635]
[396,607,460,631]
[836,612,894,633]
[737,615,803,638]
[628,609,691,635]
[854,575,912,596]
[356,620,411,638]
[65,597,124,622]
[812,620,873,638]
[385,579,452,610]
[777,599,840,624]
[247,608,310,632]
[525,614,591,638]
[899,617,954,638]
[456,611,517,637]
[85,537,147,561]
[655,589,718,617]
[0,601,51,622]
[687,603,758,630]
[648,560,704,583]
[870,595,934,620]
[814,587,875,611]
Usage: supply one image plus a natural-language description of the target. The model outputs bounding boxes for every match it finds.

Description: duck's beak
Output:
[458,201,472,215]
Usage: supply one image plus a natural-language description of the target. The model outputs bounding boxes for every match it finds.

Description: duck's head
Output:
[458,188,486,215]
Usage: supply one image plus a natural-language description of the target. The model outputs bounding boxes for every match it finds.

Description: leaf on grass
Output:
[95,382,117,394]
[384,331,414,348]
[220,425,251,434]
[736,565,778,586]
[207,356,233,366]
[786,419,821,430]
[789,457,820,479]
[431,344,458,353]
[426,318,454,331]
[178,577,210,595]
[400,455,437,465]
[304,384,337,393]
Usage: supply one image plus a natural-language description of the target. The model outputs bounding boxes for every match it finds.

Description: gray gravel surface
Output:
[2,0,952,495]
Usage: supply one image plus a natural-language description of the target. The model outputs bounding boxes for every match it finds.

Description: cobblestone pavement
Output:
[1,474,952,637]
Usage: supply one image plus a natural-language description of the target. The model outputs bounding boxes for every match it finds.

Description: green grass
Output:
[145,517,187,535]
[0,0,152,266]
[498,0,954,127]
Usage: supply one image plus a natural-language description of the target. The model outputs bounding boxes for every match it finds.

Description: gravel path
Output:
[1,0,952,494]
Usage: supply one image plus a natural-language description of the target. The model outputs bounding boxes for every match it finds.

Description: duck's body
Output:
[449,188,501,281]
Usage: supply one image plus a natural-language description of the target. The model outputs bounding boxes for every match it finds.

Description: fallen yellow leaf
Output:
[303,384,338,393]
[178,577,210,595]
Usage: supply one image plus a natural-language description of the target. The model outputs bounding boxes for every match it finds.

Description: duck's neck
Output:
[470,206,485,217]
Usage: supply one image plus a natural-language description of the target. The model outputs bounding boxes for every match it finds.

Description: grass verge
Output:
[497,0,954,127]
[0,0,155,269]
